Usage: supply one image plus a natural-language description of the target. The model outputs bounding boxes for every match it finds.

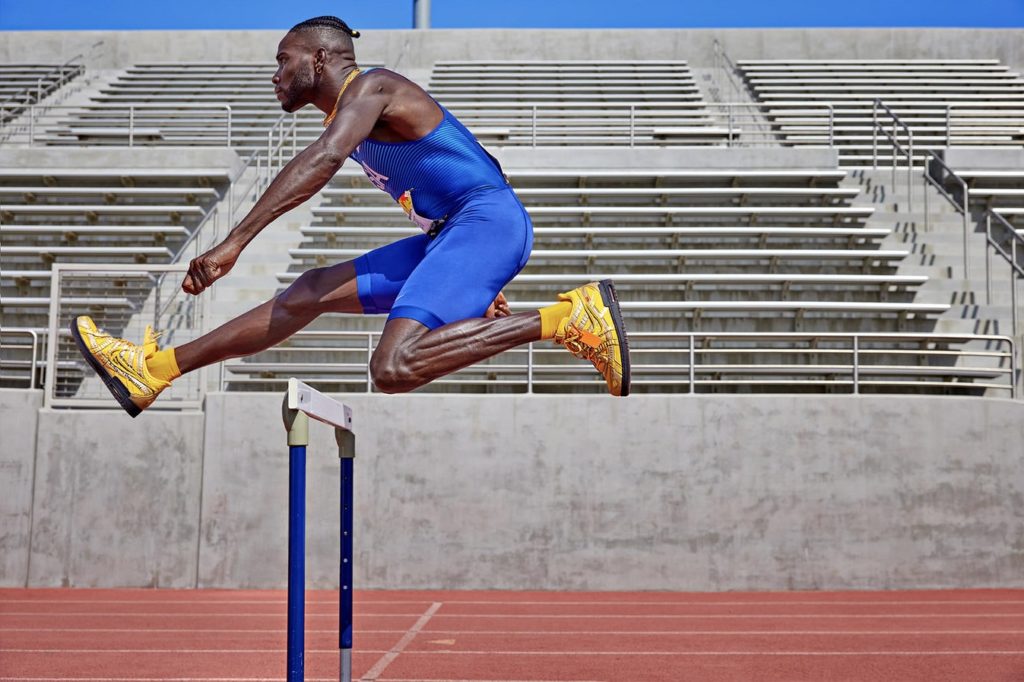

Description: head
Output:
[273,16,360,112]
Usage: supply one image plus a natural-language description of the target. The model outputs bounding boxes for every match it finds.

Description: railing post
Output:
[727,106,733,147]
[872,101,878,169]
[907,130,914,213]
[985,213,992,305]
[827,104,834,147]
[1013,238,1019,339]
[531,105,537,148]
[891,119,897,190]
[963,180,970,281]
[688,334,696,394]
[923,157,930,231]
[526,342,534,394]
[28,106,35,148]
[852,335,860,395]
[366,333,374,393]
[292,112,297,154]
[225,105,232,147]
[946,104,952,147]
[128,106,135,147]
[629,105,635,148]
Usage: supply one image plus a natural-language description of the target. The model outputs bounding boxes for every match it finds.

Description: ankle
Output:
[147,348,182,383]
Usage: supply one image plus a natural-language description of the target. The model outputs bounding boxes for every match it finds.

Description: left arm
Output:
[182,80,390,295]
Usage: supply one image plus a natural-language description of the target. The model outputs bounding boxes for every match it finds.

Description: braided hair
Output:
[289,16,361,39]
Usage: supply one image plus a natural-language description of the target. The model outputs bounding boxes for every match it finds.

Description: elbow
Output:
[315,143,346,171]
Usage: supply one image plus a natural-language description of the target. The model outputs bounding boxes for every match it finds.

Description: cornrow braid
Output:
[290,15,361,38]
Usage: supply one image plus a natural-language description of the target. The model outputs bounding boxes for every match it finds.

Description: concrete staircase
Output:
[845,167,1021,394]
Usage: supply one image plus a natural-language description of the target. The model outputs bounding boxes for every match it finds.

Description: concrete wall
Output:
[2,391,1022,590]
[26,408,206,587]
[0,389,42,586]
[2,29,1022,71]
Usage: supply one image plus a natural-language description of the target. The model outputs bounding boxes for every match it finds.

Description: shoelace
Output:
[557,327,611,370]
[93,327,143,368]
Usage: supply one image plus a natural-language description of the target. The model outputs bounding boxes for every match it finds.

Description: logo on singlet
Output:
[360,162,389,192]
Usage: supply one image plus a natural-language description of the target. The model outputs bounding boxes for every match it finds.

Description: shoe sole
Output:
[597,279,631,397]
[69,318,142,418]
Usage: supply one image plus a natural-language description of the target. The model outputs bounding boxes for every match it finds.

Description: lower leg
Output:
[165,262,362,376]
[172,298,319,374]
[371,311,545,393]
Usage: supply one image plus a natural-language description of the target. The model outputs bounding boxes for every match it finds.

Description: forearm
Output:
[224,142,344,250]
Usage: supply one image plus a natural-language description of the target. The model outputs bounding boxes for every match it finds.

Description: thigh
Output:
[352,234,430,314]
[389,188,534,329]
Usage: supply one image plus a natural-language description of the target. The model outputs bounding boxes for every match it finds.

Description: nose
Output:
[272,71,281,86]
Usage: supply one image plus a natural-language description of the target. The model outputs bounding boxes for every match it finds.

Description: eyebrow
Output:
[276,52,286,62]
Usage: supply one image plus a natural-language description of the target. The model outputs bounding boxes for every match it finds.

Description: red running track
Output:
[1,588,1022,681]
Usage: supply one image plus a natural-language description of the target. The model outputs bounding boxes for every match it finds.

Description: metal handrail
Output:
[1,103,234,148]
[0,327,41,389]
[923,151,971,279]
[518,101,835,148]
[223,330,1016,399]
[712,39,756,103]
[985,211,1024,341]
[873,99,915,211]
[264,112,299,189]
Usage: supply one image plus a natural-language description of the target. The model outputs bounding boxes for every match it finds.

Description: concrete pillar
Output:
[413,0,431,29]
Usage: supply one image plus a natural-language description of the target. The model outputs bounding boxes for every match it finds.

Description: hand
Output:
[484,291,510,319]
[182,241,241,295]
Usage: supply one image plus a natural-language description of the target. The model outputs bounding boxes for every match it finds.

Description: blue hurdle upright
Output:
[282,378,356,682]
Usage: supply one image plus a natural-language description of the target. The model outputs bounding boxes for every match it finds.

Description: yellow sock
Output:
[538,301,572,340]
[147,348,181,383]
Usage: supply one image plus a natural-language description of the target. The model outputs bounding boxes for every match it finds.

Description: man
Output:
[72,16,630,417]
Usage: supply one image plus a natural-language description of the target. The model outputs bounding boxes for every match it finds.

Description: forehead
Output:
[276,31,312,57]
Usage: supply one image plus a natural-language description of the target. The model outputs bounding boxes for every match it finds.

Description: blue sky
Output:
[0,0,1022,30]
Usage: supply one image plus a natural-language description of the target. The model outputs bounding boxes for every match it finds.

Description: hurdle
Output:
[281,378,356,682]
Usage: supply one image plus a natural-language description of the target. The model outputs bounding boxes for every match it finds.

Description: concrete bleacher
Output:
[737,59,1024,165]
[429,60,729,146]
[0,62,85,126]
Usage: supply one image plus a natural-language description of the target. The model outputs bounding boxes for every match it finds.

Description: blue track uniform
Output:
[348,91,533,330]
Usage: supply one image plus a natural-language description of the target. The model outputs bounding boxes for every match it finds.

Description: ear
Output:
[314,47,328,74]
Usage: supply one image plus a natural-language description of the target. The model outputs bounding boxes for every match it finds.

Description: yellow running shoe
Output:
[553,279,631,397]
[70,316,170,418]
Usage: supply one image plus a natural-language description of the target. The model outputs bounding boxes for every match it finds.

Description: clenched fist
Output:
[182,241,242,295]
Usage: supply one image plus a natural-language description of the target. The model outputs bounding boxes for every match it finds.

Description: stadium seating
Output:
[736,60,1024,165]
[428,60,729,145]
[0,62,84,127]
[0,168,230,373]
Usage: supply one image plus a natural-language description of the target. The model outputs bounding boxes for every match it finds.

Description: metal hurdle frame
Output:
[281,378,356,682]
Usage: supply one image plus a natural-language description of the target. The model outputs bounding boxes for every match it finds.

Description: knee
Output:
[276,268,324,316]
[370,351,419,394]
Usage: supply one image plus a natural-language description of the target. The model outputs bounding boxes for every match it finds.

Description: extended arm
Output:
[182,82,388,295]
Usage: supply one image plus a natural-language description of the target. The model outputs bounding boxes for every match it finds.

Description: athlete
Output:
[72,15,630,416]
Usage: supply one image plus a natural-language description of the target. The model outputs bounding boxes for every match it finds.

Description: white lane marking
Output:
[3,628,1022,636]
[2,598,1021,606]
[3,612,1023,619]
[10,649,1020,656]
[396,650,1024,656]
[0,612,418,617]
[0,649,385,654]
[362,602,443,681]
[5,627,1023,635]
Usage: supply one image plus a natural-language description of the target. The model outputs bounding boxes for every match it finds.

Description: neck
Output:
[313,63,359,114]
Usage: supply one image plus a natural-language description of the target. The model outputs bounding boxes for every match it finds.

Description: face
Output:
[273,33,317,112]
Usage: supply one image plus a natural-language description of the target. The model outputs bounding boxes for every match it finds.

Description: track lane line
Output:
[362,602,443,681]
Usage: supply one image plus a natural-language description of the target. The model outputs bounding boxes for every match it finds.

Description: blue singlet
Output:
[346,77,533,330]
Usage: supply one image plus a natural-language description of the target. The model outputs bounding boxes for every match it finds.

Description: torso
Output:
[343,68,509,226]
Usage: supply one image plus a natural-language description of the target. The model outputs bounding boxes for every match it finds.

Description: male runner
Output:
[72,15,630,416]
